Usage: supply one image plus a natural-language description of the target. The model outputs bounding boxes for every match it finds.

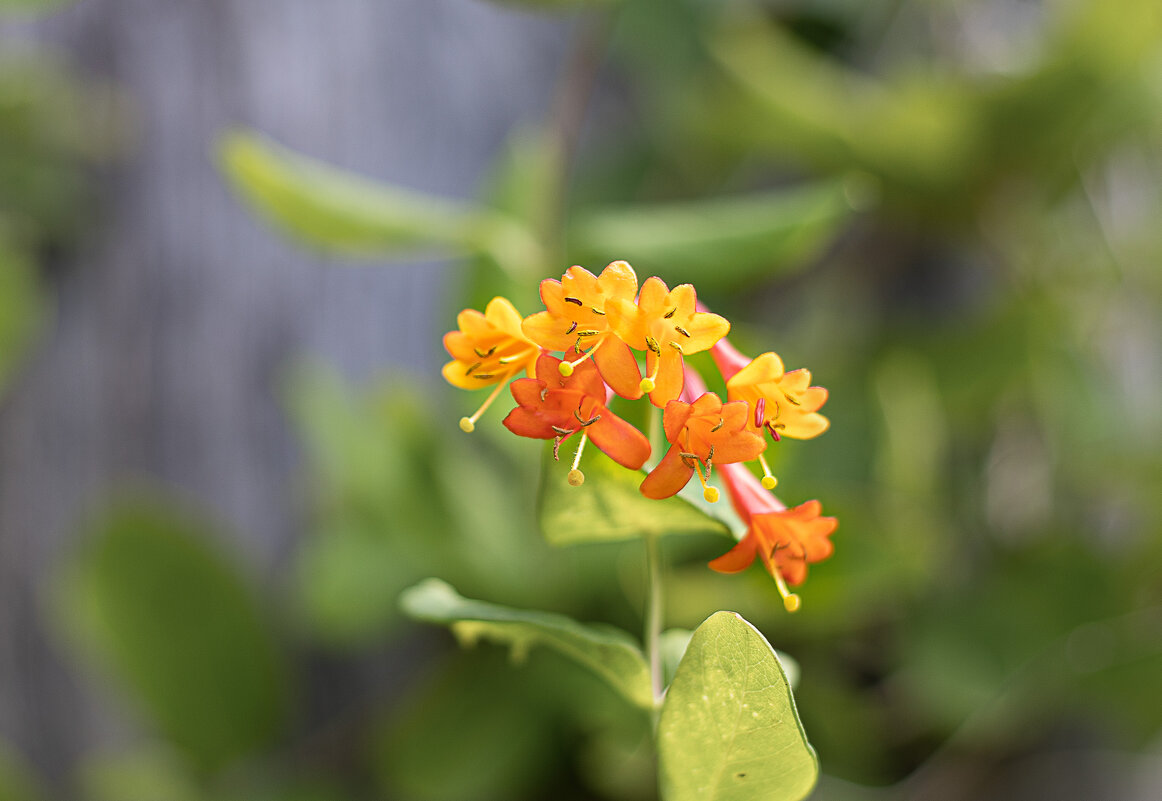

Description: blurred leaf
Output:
[538,442,731,545]
[374,650,557,801]
[486,0,620,9]
[0,243,44,395]
[400,578,654,709]
[658,611,817,801]
[0,0,77,16]
[79,749,203,801]
[56,494,289,773]
[570,181,855,287]
[0,743,45,801]
[217,129,533,260]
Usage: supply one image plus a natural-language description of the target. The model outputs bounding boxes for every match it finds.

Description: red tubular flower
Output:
[640,392,765,502]
[709,461,837,612]
[503,350,651,485]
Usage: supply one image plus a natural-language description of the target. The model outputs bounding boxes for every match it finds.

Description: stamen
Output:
[576,330,600,337]
[564,297,583,306]
[766,422,781,442]
[710,418,724,433]
[568,432,588,486]
[639,350,662,394]
[559,336,605,376]
[498,355,520,365]
[693,459,719,503]
[754,397,766,428]
[459,371,513,433]
[669,341,684,354]
[551,425,573,436]
[466,361,482,376]
[783,392,801,407]
[566,321,578,335]
[663,307,677,319]
[473,346,496,358]
[473,373,496,380]
[673,325,691,338]
[771,567,801,613]
[757,452,778,490]
[591,307,606,315]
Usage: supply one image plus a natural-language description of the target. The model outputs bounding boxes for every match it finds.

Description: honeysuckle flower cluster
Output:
[443,261,837,610]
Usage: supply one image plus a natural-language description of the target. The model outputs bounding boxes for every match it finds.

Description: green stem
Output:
[644,531,665,713]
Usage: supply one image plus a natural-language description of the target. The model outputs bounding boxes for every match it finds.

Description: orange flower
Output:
[443,297,542,432]
[640,392,765,502]
[710,337,829,488]
[605,276,730,406]
[709,461,837,612]
[503,351,650,485]
[521,261,644,399]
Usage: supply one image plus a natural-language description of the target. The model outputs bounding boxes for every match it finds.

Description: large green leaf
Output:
[218,129,530,259]
[658,612,817,801]
[54,495,289,773]
[400,578,654,709]
[538,442,731,545]
[569,181,855,287]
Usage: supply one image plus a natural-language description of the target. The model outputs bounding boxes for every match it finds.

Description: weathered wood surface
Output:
[0,0,567,783]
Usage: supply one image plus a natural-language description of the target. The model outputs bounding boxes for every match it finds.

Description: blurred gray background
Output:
[0,0,566,779]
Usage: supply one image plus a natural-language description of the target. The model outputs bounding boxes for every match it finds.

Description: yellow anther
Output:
[758,452,778,490]
[568,432,589,487]
[458,369,514,433]
[703,486,719,503]
[773,569,801,613]
[559,362,575,377]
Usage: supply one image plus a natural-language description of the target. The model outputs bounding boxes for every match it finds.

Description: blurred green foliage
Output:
[30,0,1162,799]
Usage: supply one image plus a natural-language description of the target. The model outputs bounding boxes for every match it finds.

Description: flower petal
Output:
[502,407,559,439]
[596,260,638,301]
[586,410,651,470]
[592,337,643,399]
[680,311,730,354]
[648,350,685,407]
[640,446,695,499]
[708,535,758,574]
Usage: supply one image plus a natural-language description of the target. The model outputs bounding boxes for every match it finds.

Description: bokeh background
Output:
[1,0,1161,799]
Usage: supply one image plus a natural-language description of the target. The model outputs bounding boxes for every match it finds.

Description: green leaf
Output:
[79,749,204,801]
[0,743,45,801]
[658,611,818,801]
[569,182,855,287]
[54,494,289,773]
[485,0,620,9]
[400,578,654,709]
[538,442,731,545]
[0,0,76,15]
[217,129,531,259]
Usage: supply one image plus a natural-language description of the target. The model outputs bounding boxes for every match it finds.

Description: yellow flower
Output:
[442,297,541,432]
[521,261,644,399]
[605,276,730,407]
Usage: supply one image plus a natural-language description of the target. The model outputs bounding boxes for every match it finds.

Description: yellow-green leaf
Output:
[400,578,654,710]
[658,611,817,801]
[538,442,731,545]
